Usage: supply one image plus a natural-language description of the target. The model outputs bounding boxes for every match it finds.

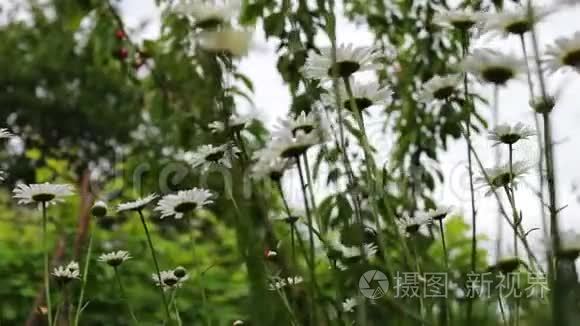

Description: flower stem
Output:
[137,209,172,323]
[438,219,452,326]
[507,143,520,326]
[296,155,318,326]
[114,267,139,325]
[42,201,53,326]
[460,29,478,326]
[492,85,503,263]
[74,229,94,326]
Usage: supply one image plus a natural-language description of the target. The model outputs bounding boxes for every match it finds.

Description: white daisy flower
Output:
[492,255,523,273]
[265,249,278,258]
[152,270,187,290]
[530,94,557,114]
[185,143,240,171]
[342,297,358,312]
[304,44,381,80]
[396,214,432,237]
[209,114,254,133]
[233,320,245,326]
[155,188,214,219]
[462,49,525,85]
[52,261,80,284]
[434,8,482,30]
[544,31,580,74]
[269,129,324,158]
[426,205,455,221]
[419,74,462,102]
[488,123,536,146]
[98,250,132,267]
[558,231,580,259]
[0,128,13,139]
[91,200,108,217]
[173,266,189,281]
[325,80,392,112]
[13,183,74,205]
[269,276,303,290]
[275,111,320,136]
[481,5,554,37]
[476,161,530,196]
[286,276,303,286]
[175,0,240,28]
[251,156,292,181]
[117,194,158,213]
[199,28,253,57]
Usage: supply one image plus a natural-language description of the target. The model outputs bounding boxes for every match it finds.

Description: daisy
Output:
[530,94,556,114]
[419,74,462,102]
[434,8,482,30]
[251,156,292,181]
[396,214,432,237]
[426,205,454,221]
[152,270,186,290]
[481,5,554,37]
[544,31,580,74]
[491,255,522,274]
[342,297,358,312]
[269,276,303,290]
[117,193,158,213]
[175,0,240,29]
[185,143,240,170]
[277,111,318,135]
[13,183,74,205]
[199,28,253,57]
[233,320,245,325]
[304,44,381,80]
[209,114,253,133]
[286,276,303,286]
[488,123,535,145]
[91,200,108,217]
[173,266,189,280]
[99,250,131,267]
[462,49,525,85]
[476,161,530,195]
[558,231,580,259]
[52,261,80,284]
[155,188,214,219]
[270,129,324,158]
[0,128,13,139]
[330,80,392,112]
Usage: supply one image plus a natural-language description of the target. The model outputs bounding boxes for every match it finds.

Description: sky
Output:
[115,0,580,260]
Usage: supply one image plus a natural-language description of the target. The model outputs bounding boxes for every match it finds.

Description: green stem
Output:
[74,229,94,326]
[137,210,172,323]
[461,29,478,326]
[507,144,519,326]
[296,155,318,325]
[302,153,320,231]
[114,267,139,325]
[438,219,452,326]
[42,201,53,326]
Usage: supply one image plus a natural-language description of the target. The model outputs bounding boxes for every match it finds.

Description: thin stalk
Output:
[137,210,172,323]
[296,155,318,325]
[411,243,426,325]
[492,85,503,263]
[507,144,519,326]
[461,29,478,324]
[302,153,320,231]
[114,267,139,325]
[498,296,508,326]
[519,34,549,257]
[74,229,94,326]
[275,180,298,267]
[42,201,53,326]
[438,219,452,326]
[528,2,561,322]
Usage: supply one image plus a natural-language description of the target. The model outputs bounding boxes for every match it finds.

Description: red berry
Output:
[115,29,126,40]
[113,47,129,60]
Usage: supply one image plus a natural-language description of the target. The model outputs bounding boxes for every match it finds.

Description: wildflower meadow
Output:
[1,0,580,325]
